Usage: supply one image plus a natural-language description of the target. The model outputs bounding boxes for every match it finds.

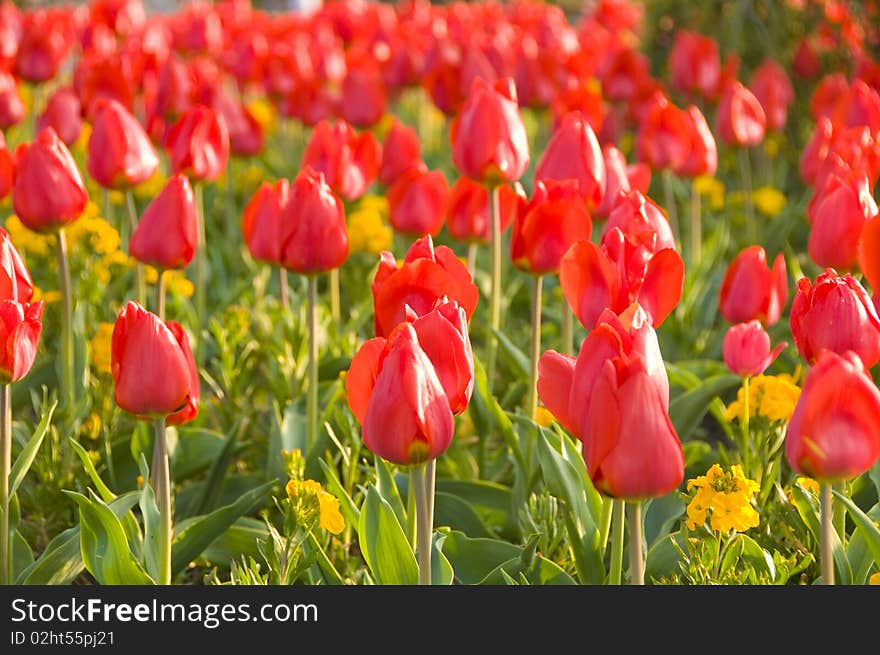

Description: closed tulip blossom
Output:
[165,104,229,182]
[14,9,70,83]
[535,111,606,208]
[13,127,88,233]
[37,88,82,147]
[451,77,530,185]
[723,321,787,377]
[790,269,880,368]
[719,246,788,326]
[242,179,290,266]
[302,120,381,202]
[387,167,449,238]
[372,234,478,338]
[129,174,198,270]
[636,94,693,173]
[0,227,34,302]
[204,87,263,157]
[88,97,160,190]
[341,61,388,128]
[0,71,25,130]
[807,171,877,270]
[786,350,880,481]
[604,190,676,253]
[675,105,717,178]
[0,298,43,384]
[595,146,632,219]
[750,59,794,132]
[669,30,721,100]
[445,177,524,244]
[379,118,423,187]
[717,81,766,147]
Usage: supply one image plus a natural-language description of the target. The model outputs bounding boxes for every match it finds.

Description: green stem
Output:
[662,169,680,250]
[307,275,319,451]
[56,228,75,410]
[487,184,502,390]
[466,242,478,278]
[598,496,614,552]
[561,300,573,355]
[742,376,751,477]
[425,458,436,533]
[689,180,702,267]
[738,147,756,242]
[608,499,625,585]
[152,417,172,585]
[627,501,644,585]
[154,269,166,322]
[0,384,10,585]
[820,483,834,585]
[279,268,289,308]
[329,267,340,323]
[411,464,431,585]
[528,275,543,419]
[405,473,417,550]
[125,191,146,306]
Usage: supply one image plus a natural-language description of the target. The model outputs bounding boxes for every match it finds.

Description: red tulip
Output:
[860,216,880,295]
[346,322,454,465]
[387,167,448,238]
[153,54,194,122]
[604,190,676,253]
[535,111,605,208]
[636,94,693,173]
[594,146,631,219]
[842,80,880,133]
[203,87,263,158]
[341,61,388,128]
[88,98,159,190]
[111,301,199,420]
[279,167,348,275]
[0,133,13,201]
[793,38,821,79]
[790,269,880,367]
[74,52,136,115]
[90,0,146,36]
[451,77,530,185]
[242,179,289,266]
[0,3,21,72]
[719,246,787,326]
[14,9,70,83]
[800,117,834,185]
[301,120,381,202]
[807,171,878,270]
[511,180,592,276]
[13,128,88,233]
[129,175,198,270]
[0,226,33,303]
[37,88,82,147]
[786,350,880,481]
[675,105,717,178]
[0,70,24,130]
[810,74,849,124]
[165,104,229,182]
[378,118,422,187]
[723,321,786,377]
[371,234,478,338]
[445,177,524,244]
[750,59,794,132]
[717,81,766,147]
[0,299,43,384]
[669,30,721,100]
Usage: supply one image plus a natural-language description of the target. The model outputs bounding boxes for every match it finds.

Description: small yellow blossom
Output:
[347,195,392,255]
[248,98,277,134]
[285,479,345,535]
[133,171,168,200]
[31,287,62,303]
[144,268,195,298]
[4,215,53,257]
[534,406,555,427]
[66,215,121,255]
[90,322,114,374]
[724,374,801,423]
[796,476,820,495]
[317,492,345,534]
[870,572,880,585]
[693,175,725,211]
[686,464,760,533]
[82,412,102,440]
[752,186,786,217]
[73,123,92,155]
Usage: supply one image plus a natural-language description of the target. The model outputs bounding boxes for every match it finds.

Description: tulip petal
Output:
[639,248,684,327]
[859,216,880,294]
[346,337,387,424]
[537,350,578,436]
[560,240,619,330]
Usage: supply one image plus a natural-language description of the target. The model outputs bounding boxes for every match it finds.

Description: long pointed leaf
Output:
[9,401,56,496]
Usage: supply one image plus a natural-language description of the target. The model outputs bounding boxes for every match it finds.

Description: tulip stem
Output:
[689,180,702,267]
[125,191,146,306]
[820,482,834,585]
[561,301,573,355]
[528,275,543,420]
[598,496,614,552]
[152,417,172,585]
[0,384,10,585]
[329,268,341,323]
[466,242,478,278]
[627,501,644,585]
[741,375,751,478]
[425,458,436,533]
[411,464,432,585]
[480,184,503,479]
[279,268,289,308]
[56,227,75,411]
[307,275,319,451]
[155,269,166,322]
[662,170,680,250]
[738,147,756,242]
[608,499,625,585]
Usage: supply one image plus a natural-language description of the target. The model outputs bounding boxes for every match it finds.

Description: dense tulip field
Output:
[0,0,878,588]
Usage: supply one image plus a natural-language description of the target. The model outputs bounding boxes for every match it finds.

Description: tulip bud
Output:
[445,177,524,244]
[242,179,289,266]
[636,94,693,173]
[165,104,230,182]
[379,118,422,187]
[669,30,721,100]
[594,146,631,219]
[341,62,388,128]
[388,167,448,238]
[88,97,159,190]
[723,321,787,377]
[0,70,25,130]
[719,246,788,326]
[717,81,766,147]
[535,111,606,208]
[807,171,878,270]
[14,9,70,83]
[204,86,263,157]
[786,350,880,481]
[0,227,34,302]
[0,299,42,384]
[675,105,717,178]
[750,59,794,132]
[129,174,198,270]
[302,120,381,202]
[38,88,82,147]
[790,269,880,367]
[605,190,675,253]
[13,127,88,233]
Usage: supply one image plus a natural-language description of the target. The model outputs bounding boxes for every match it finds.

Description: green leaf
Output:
[70,438,116,502]
[441,531,521,584]
[11,529,34,580]
[375,458,407,529]
[845,504,880,584]
[739,534,776,582]
[431,533,454,585]
[9,401,56,496]
[433,492,494,538]
[719,535,745,577]
[138,457,161,582]
[791,485,851,584]
[319,458,359,529]
[870,461,880,500]
[669,374,741,441]
[304,531,345,585]
[172,428,227,480]
[64,490,154,585]
[470,358,526,472]
[196,517,268,567]
[644,494,686,547]
[646,533,687,582]
[491,327,530,379]
[171,480,273,577]
[190,423,241,516]
[357,486,418,585]
[833,493,880,571]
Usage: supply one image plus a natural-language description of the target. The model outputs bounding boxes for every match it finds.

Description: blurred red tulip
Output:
[0,135,13,201]
[0,298,42,384]
[810,73,848,123]
[341,60,388,128]
[37,88,82,147]
[807,170,877,270]
[719,246,788,326]
[751,59,794,132]
[860,216,880,295]
[669,30,721,100]
[723,321,786,377]
[372,234,478,337]
[279,167,348,275]
[535,111,605,208]
[302,120,381,202]
[675,105,717,178]
[172,2,223,56]
[511,180,592,275]
[13,128,88,233]
[129,174,198,270]
[378,118,422,187]
[0,3,21,72]
[793,38,821,78]
[14,9,70,83]
[111,301,199,420]
[0,70,24,129]
[0,226,33,302]
[790,269,880,367]
[74,52,136,114]
[451,77,530,185]
[90,0,146,36]
[388,167,448,238]
[786,350,880,481]
[604,190,675,253]
[445,177,524,244]
[636,93,693,173]
[594,146,631,219]
[800,117,833,185]
[203,86,263,157]
[165,104,230,182]
[717,81,766,147]
[242,179,289,267]
[153,54,195,122]
[88,98,159,190]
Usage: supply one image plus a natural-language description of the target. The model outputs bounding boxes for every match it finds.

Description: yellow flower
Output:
[347,195,392,255]
[317,492,345,535]
[72,123,92,155]
[870,572,880,585]
[82,412,102,440]
[285,479,345,535]
[686,464,760,533]
[3,215,53,257]
[693,175,725,211]
[796,476,820,495]
[90,322,114,374]
[31,286,62,303]
[133,171,168,200]
[724,374,801,423]
[752,186,786,217]
[534,406,555,427]
[167,270,194,298]
[248,98,277,134]
[64,215,121,255]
